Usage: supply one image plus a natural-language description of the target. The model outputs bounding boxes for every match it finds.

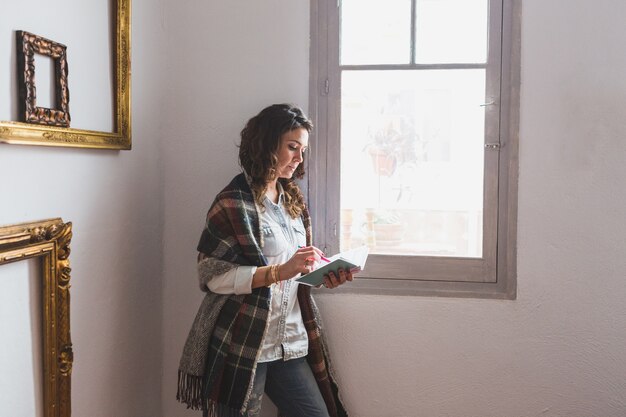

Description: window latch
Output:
[322,79,329,96]
[485,143,501,150]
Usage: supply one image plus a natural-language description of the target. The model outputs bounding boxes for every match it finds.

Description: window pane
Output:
[415,0,488,64]
[341,0,412,65]
[340,70,486,257]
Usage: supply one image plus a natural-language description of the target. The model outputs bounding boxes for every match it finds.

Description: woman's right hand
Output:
[279,246,324,280]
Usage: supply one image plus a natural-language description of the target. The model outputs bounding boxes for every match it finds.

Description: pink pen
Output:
[299,246,331,263]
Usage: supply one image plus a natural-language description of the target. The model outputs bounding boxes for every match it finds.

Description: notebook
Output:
[296,246,369,287]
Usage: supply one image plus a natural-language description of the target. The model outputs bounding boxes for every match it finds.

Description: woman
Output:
[177,104,352,417]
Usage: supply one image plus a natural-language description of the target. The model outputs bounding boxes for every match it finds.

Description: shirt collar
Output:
[264,182,284,207]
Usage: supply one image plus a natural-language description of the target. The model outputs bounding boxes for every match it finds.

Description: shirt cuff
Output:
[234,266,256,294]
[207,265,256,294]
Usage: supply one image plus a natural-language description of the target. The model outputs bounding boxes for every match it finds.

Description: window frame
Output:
[307,0,520,299]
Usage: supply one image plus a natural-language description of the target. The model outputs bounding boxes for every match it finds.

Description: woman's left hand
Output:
[323,267,359,289]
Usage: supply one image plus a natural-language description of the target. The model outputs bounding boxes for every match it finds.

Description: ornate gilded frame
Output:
[0,0,131,149]
[16,31,71,127]
[0,218,73,417]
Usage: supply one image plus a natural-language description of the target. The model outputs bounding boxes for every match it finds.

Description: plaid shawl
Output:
[177,173,348,417]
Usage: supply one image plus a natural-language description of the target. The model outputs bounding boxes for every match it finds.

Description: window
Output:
[307,0,520,298]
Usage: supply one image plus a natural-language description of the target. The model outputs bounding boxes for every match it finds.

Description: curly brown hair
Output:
[238,104,313,218]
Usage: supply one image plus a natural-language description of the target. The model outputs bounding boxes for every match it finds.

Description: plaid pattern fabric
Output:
[177,173,347,417]
[197,175,267,267]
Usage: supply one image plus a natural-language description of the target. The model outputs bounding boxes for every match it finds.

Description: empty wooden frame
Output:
[16,31,71,127]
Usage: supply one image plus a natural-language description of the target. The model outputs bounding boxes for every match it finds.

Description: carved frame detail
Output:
[16,31,71,127]
[0,0,132,149]
[0,218,73,417]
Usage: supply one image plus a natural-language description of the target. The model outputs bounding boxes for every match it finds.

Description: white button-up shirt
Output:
[206,190,309,362]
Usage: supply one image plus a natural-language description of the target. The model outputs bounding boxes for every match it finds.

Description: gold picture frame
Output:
[0,0,131,150]
[0,218,73,417]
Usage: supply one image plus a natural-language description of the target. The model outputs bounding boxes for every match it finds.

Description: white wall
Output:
[0,260,44,417]
[0,0,166,416]
[162,1,626,417]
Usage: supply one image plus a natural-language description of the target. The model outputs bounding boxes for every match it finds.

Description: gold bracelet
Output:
[271,264,279,285]
[264,266,272,287]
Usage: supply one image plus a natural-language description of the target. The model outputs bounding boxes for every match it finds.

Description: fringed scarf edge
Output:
[176,370,245,417]
[176,370,204,410]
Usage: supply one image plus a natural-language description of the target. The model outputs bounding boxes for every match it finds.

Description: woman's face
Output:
[275,127,309,180]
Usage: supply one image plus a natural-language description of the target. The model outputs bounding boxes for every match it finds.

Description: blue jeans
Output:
[247,357,330,417]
